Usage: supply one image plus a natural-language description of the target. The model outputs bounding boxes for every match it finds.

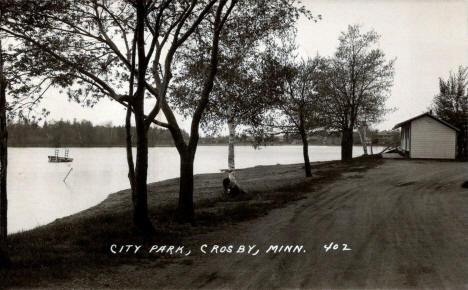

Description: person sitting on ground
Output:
[223,170,245,198]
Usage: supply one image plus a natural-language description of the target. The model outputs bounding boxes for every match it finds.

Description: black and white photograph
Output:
[0,0,467,288]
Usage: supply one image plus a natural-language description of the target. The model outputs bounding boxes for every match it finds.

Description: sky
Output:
[38,0,468,132]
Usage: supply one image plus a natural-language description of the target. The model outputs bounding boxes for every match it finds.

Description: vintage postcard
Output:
[0,0,467,289]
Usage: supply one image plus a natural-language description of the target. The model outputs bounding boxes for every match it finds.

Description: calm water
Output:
[7,145,383,233]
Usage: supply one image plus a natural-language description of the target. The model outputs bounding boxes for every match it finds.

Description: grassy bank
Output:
[0,156,382,288]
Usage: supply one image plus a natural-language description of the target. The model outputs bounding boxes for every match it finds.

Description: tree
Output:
[260,50,327,177]
[3,0,314,224]
[0,6,49,267]
[321,25,395,161]
[0,32,8,269]
[172,50,265,173]
[1,0,239,227]
[357,123,369,155]
[170,4,311,175]
[161,0,311,219]
[1,0,153,231]
[431,66,468,159]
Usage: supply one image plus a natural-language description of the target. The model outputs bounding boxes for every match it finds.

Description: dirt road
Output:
[51,159,468,289]
[140,159,468,289]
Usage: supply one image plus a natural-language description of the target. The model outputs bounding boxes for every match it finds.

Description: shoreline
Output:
[7,147,386,235]
[18,159,337,234]
[2,156,382,288]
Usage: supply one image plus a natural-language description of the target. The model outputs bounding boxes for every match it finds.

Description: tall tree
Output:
[1,0,237,227]
[170,4,311,175]
[260,50,327,177]
[0,6,49,266]
[321,25,394,161]
[0,32,7,269]
[160,1,311,220]
[172,50,265,172]
[2,0,313,224]
[1,0,154,231]
[431,66,468,159]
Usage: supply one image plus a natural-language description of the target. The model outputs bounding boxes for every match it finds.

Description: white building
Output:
[393,112,459,159]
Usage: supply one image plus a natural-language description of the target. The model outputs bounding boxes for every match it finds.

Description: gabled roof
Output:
[393,112,460,132]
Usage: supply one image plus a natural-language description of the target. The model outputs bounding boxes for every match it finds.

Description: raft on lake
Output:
[48,148,73,163]
[48,156,73,163]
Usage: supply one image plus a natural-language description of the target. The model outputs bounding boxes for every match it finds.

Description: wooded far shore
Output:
[8,119,399,147]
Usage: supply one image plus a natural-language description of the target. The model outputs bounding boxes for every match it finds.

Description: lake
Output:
[7,145,383,234]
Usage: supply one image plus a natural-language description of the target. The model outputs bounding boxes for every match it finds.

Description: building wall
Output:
[410,116,456,159]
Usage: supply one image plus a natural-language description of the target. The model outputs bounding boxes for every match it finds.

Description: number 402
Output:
[323,242,351,252]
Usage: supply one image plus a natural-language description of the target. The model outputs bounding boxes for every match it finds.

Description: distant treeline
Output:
[200,130,400,146]
[8,120,186,147]
[7,119,400,147]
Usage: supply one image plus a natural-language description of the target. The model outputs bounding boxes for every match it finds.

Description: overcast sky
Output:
[39,0,468,132]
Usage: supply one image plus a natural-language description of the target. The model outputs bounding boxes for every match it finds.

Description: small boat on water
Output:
[48,148,73,163]
[48,156,73,162]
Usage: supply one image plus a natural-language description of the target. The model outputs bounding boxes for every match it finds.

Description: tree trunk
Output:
[132,107,153,233]
[227,116,236,171]
[297,110,311,177]
[0,40,10,267]
[300,130,312,177]
[130,0,153,234]
[0,82,6,241]
[357,126,368,155]
[341,128,354,162]
[226,117,244,191]
[0,79,8,269]
[177,151,195,223]
[125,105,136,202]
